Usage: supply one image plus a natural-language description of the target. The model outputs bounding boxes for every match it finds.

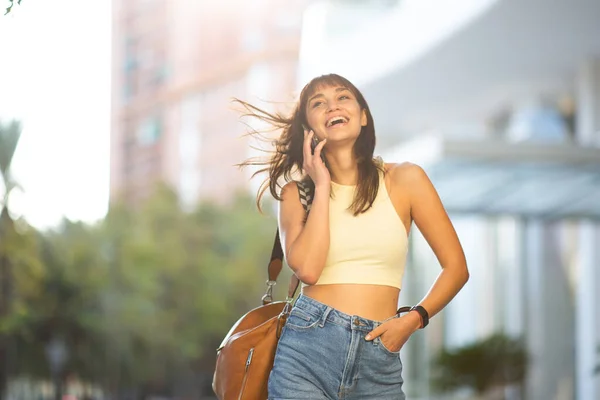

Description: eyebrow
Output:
[307,86,351,104]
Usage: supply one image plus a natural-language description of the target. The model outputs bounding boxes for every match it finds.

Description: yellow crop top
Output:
[302,167,409,290]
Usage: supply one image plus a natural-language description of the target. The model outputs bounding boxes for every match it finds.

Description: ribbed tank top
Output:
[303,168,409,290]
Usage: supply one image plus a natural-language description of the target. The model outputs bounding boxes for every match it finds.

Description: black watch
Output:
[409,305,429,329]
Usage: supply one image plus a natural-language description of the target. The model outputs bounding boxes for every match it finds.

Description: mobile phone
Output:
[303,124,327,163]
[312,135,327,164]
[311,135,319,154]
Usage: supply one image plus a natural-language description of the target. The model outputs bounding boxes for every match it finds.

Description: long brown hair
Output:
[235,73,383,216]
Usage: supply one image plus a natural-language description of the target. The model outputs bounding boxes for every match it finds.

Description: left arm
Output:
[407,163,469,320]
[365,163,469,348]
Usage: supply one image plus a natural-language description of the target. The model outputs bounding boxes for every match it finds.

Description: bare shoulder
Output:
[280,180,300,201]
[384,162,429,189]
[278,180,305,220]
[278,180,307,254]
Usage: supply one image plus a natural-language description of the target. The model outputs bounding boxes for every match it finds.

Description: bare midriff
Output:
[302,283,400,321]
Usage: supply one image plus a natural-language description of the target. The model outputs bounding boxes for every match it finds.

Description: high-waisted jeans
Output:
[268,294,405,400]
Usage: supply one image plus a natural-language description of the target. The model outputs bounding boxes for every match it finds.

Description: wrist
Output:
[409,305,430,329]
[407,310,423,330]
[314,183,331,194]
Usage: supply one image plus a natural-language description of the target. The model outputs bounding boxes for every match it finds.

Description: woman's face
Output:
[304,84,367,144]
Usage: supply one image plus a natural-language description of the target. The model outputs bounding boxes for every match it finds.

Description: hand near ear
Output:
[303,129,329,189]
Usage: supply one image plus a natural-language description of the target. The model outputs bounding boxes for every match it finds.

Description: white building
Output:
[299,0,600,399]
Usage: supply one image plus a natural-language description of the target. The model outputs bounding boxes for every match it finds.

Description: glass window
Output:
[137,116,162,145]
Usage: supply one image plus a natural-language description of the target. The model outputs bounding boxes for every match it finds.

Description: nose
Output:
[326,101,340,113]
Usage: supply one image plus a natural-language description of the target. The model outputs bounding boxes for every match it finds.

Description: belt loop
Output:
[319,307,332,328]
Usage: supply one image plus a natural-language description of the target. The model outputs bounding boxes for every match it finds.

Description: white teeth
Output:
[326,116,348,127]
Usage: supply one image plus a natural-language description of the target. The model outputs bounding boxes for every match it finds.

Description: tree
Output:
[81,185,283,397]
[0,120,23,399]
[18,221,107,399]
[1,176,284,397]
[431,333,528,399]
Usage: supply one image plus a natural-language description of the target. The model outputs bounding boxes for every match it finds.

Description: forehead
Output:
[306,83,352,102]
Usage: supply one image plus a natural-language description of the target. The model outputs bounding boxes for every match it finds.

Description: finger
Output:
[365,326,385,341]
[314,138,327,160]
[302,130,313,160]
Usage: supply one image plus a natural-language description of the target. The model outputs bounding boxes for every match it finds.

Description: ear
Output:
[361,109,368,127]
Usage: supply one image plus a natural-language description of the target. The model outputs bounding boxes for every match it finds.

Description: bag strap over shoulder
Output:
[262,180,313,305]
[296,180,313,213]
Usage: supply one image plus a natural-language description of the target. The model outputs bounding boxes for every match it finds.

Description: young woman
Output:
[238,74,469,400]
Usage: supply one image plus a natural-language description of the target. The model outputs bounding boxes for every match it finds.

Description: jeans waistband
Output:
[293,294,397,332]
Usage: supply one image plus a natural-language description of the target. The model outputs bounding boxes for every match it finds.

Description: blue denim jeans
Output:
[268,294,405,400]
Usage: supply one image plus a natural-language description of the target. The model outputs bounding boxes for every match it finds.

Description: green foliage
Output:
[4,0,22,16]
[0,117,287,395]
[0,119,24,396]
[2,181,285,396]
[431,333,528,395]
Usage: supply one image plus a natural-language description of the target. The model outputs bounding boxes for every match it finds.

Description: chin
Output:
[324,134,359,145]
[324,128,360,141]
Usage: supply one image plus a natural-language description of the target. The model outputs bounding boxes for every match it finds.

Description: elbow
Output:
[460,265,470,285]
[298,271,320,286]
[287,258,321,286]
[291,265,320,286]
[446,261,469,286]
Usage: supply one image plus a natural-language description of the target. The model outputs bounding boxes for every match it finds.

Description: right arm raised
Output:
[278,181,330,285]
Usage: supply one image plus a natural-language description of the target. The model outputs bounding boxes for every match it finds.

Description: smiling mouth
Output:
[326,116,349,128]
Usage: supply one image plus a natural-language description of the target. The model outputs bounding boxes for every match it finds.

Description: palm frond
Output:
[0,120,22,175]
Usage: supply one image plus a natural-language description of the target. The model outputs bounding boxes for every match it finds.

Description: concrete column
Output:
[575,221,600,400]
[400,234,429,399]
[576,59,600,147]
[523,220,576,400]
[443,216,483,347]
[177,95,202,209]
[498,217,524,337]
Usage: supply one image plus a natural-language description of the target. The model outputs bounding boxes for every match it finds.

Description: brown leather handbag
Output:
[212,182,312,400]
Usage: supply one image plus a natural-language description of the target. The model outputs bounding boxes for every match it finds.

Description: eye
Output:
[311,101,323,108]
[339,95,350,100]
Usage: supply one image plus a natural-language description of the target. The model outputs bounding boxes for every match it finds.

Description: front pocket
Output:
[238,348,254,400]
[378,337,401,355]
[285,308,320,330]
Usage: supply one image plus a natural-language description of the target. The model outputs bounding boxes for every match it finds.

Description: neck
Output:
[325,148,359,186]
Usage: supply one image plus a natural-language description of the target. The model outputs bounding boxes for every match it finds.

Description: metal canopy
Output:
[382,136,600,219]
[360,0,600,138]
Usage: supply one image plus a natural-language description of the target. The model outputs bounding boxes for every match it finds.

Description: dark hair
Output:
[235,73,384,216]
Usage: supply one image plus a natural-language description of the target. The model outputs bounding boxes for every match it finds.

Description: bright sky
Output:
[0,0,111,229]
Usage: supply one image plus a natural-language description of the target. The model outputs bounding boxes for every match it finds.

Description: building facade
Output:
[110,0,311,207]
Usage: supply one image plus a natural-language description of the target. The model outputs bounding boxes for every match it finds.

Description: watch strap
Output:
[409,305,430,329]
